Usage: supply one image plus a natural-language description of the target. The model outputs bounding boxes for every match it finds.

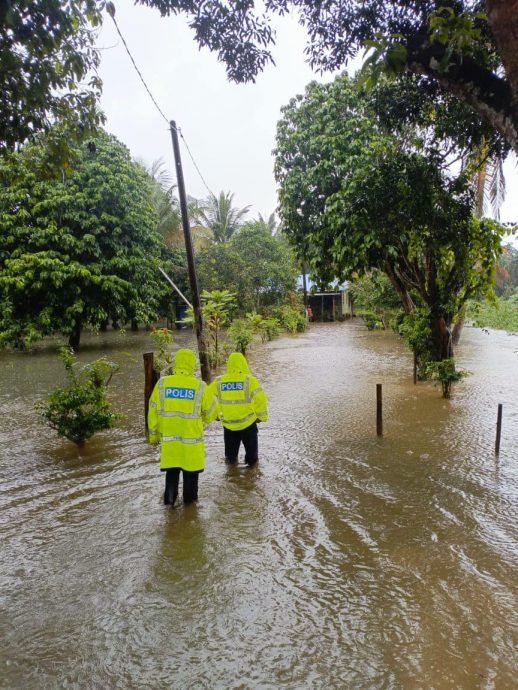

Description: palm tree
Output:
[144,158,183,247]
[191,191,250,243]
[257,211,280,235]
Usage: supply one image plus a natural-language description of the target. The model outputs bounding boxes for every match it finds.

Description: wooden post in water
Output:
[144,352,159,431]
[376,383,383,436]
[495,403,503,455]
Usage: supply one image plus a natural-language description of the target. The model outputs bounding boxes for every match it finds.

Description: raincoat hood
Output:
[173,348,197,376]
[226,352,250,375]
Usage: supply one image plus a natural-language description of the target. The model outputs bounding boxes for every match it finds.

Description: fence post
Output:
[376,383,383,437]
[495,403,503,455]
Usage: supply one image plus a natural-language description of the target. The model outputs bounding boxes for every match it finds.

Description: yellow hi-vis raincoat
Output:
[148,349,219,471]
[209,352,269,431]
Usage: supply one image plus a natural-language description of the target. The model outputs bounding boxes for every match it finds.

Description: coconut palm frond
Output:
[149,157,174,193]
[191,191,250,243]
[484,155,505,221]
[258,211,279,234]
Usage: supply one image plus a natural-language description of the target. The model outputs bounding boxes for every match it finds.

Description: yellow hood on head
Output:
[226,352,250,375]
[174,348,196,376]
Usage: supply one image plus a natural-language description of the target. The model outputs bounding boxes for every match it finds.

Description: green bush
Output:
[425,358,468,399]
[36,347,120,446]
[469,298,518,333]
[358,310,385,330]
[259,317,281,342]
[273,305,307,334]
[227,319,255,355]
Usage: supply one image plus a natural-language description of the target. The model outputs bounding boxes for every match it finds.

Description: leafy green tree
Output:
[139,0,518,153]
[197,222,299,313]
[37,347,120,446]
[350,272,401,329]
[191,191,250,244]
[0,131,163,349]
[0,0,104,151]
[275,75,504,363]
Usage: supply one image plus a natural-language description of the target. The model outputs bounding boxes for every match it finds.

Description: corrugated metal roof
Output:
[297,275,349,292]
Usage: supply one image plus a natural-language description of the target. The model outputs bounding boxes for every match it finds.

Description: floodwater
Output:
[1,323,517,690]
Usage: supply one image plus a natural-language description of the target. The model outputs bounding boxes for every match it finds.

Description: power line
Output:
[108,10,169,124]
[178,127,215,198]
[107,6,216,199]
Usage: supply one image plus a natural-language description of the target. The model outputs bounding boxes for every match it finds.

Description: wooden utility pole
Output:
[170,120,211,383]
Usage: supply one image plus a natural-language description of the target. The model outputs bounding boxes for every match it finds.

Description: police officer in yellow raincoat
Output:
[148,348,219,506]
[209,352,268,466]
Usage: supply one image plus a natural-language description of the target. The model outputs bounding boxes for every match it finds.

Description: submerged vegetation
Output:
[36,348,120,446]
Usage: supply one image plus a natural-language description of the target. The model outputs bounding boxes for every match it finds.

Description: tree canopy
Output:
[0,131,166,349]
[274,75,505,360]
[196,221,299,313]
[0,0,104,151]
[139,0,518,153]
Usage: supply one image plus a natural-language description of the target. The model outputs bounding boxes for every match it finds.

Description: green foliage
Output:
[36,347,120,445]
[469,298,518,334]
[197,222,298,313]
[138,0,518,151]
[182,290,237,369]
[425,358,469,399]
[272,305,307,335]
[258,317,281,342]
[0,131,165,349]
[191,191,250,244]
[359,311,385,331]
[227,319,255,355]
[150,327,174,372]
[275,74,505,360]
[351,272,400,330]
[0,0,104,151]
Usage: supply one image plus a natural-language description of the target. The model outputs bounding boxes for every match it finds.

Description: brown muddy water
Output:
[1,323,517,690]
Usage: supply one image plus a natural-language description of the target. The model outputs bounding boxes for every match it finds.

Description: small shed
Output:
[298,276,353,322]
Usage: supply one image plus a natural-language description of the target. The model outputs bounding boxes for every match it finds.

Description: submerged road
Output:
[1,323,517,689]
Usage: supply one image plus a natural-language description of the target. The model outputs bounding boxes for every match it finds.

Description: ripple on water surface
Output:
[1,324,517,689]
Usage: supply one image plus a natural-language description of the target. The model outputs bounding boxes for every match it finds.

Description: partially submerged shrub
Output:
[37,347,120,445]
[425,358,469,399]
[228,319,255,355]
[273,305,307,334]
[359,310,385,330]
[259,317,281,342]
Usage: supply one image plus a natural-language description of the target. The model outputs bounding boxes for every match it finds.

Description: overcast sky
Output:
[96,0,517,240]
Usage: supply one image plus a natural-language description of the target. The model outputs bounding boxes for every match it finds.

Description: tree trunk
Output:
[452,304,467,346]
[430,315,453,361]
[68,318,82,351]
[131,320,139,331]
[385,261,415,313]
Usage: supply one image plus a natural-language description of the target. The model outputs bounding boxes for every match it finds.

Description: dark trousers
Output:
[224,422,258,465]
[164,468,200,506]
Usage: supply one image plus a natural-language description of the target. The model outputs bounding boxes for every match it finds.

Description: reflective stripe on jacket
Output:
[147,373,219,471]
[209,372,269,431]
